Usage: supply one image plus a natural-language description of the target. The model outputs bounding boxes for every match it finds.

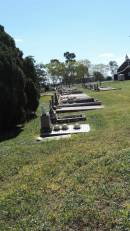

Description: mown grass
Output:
[0,81,130,230]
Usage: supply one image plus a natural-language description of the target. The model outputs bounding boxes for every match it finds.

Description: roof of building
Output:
[117,54,130,74]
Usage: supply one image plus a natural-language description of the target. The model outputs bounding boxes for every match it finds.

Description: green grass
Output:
[1,81,130,230]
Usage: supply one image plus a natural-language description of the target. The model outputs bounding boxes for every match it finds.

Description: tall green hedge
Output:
[0,25,40,129]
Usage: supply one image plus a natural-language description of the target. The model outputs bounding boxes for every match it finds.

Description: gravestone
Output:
[49,100,52,108]
[49,107,57,121]
[54,93,59,105]
[41,112,52,134]
[51,95,55,106]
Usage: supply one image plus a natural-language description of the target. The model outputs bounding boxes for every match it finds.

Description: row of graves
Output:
[39,87,104,141]
[85,83,118,91]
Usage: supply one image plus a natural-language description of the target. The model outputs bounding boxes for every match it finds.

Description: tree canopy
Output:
[93,71,105,82]
[109,61,118,77]
[76,63,89,83]
[45,59,65,85]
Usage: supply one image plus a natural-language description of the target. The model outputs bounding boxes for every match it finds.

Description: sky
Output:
[1,0,130,65]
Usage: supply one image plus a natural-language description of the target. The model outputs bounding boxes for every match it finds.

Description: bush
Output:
[106,76,112,81]
[0,25,40,129]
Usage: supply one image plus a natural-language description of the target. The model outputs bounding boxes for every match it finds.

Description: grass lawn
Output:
[1,81,130,230]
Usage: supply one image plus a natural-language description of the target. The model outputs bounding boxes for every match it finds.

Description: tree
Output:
[23,56,40,116]
[91,64,109,77]
[45,59,65,86]
[0,26,26,129]
[64,52,76,62]
[63,52,76,86]
[78,59,91,69]
[109,61,118,78]
[93,71,104,82]
[23,56,37,84]
[35,63,47,89]
[76,63,89,84]
[106,76,112,81]
[0,25,40,129]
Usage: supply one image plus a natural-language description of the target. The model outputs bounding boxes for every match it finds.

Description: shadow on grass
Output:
[0,113,38,142]
[0,125,24,142]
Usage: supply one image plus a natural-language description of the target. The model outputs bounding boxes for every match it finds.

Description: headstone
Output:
[49,100,52,109]
[49,107,57,121]
[41,112,52,134]
[51,95,55,106]
[54,93,59,105]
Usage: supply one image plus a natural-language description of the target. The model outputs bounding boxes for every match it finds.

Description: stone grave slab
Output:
[56,105,104,113]
[99,87,117,91]
[36,134,71,142]
[60,93,90,100]
[40,124,90,138]
[57,101,101,108]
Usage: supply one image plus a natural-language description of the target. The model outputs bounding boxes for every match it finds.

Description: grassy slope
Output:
[0,81,130,230]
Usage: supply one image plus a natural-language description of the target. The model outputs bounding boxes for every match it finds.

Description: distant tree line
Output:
[43,53,118,87]
[44,52,89,87]
[0,25,42,130]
